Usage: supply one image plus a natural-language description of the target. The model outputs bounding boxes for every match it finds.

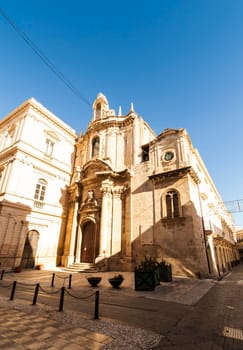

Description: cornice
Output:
[1,98,77,139]
[86,115,135,134]
[29,101,77,138]
[149,166,201,185]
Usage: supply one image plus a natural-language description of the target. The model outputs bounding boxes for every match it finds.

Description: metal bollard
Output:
[59,286,65,312]
[94,290,99,320]
[32,283,40,305]
[68,274,72,289]
[10,281,17,301]
[51,273,55,287]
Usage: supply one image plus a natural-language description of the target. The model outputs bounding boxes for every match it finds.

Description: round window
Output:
[164,151,174,161]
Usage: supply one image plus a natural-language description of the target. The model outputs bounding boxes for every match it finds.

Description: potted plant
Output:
[157,260,172,282]
[86,276,102,287]
[108,274,124,288]
[135,256,160,291]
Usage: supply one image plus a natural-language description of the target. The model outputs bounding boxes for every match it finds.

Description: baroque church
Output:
[0,93,238,278]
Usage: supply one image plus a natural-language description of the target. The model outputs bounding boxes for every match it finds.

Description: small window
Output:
[34,179,47,201]
[142,145,149,162]
[96,103,101,120]
[92,137,100,158]
[45,139,54,157]
[165,190,180,218]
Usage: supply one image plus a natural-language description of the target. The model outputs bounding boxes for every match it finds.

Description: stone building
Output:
[236,230,243,260]
[0,98,76,269]
[62,93,238,278]
[0,93,238,277]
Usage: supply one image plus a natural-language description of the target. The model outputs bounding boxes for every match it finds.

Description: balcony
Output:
[34,200,44,209]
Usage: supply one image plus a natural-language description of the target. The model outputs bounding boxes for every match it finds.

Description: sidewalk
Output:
[1,268,216,305]
[0,305,112,350]
[0,268,234,349]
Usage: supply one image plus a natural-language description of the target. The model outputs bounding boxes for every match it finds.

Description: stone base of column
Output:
[61,255,75,267]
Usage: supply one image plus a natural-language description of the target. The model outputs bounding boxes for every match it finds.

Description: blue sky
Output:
[0,1,243,226]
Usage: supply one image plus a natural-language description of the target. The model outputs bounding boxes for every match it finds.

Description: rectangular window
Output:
[45,139,54,157]
[142,145,149,162]
[34,179,47,201]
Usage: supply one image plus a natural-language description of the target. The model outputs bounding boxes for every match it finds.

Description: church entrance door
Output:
[21,230,39,268]
[81,221,96,263]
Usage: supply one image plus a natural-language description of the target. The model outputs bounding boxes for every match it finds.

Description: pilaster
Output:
[97,179,113,259]
[111,186,123,255]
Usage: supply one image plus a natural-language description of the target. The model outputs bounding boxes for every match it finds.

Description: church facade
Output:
[0,94,238,278]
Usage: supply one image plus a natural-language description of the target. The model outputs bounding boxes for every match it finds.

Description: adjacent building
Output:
[0,98,76,269]
[0,94,238,277]
[236,229,243,260]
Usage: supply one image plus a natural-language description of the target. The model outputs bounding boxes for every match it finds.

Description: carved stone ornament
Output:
[81,190,99,210]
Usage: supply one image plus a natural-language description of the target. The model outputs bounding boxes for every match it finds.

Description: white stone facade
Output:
[0,98,76,270]
[0,94,238,277]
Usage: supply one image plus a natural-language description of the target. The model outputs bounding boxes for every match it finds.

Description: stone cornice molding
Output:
[213,236,235,248]
[87,115,135,134]
[149,166,200,185]
[1,98,77,139]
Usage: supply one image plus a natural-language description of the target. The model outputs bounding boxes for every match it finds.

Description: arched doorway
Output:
[21,230,39,268]
[81,221,96,263]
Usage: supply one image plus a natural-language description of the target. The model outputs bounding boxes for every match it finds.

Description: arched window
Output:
[96,103,101,120]
[165,190,180,218]
[34,179,47,201]
[92,137,100,158]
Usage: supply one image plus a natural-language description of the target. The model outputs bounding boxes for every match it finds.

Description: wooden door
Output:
[21,230,39,268]
[81,222,96,263]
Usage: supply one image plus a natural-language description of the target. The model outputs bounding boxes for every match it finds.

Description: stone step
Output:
[64,262,97,273]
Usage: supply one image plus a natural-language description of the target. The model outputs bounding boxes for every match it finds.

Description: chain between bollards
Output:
[68,274,72,289]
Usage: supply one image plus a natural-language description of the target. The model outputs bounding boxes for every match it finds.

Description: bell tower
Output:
[92,93,109,121]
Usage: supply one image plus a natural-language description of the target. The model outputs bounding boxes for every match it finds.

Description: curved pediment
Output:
[82,159,113,178]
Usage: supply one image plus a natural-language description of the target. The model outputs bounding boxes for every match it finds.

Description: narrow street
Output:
[0,265,243,349]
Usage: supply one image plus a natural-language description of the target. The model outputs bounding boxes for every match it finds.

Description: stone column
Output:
[75,223,82,263]
[69,201,79,263]
[207,235,218,276]
[111,186,123,255]
[62,183,81,266]
[97,179,113,260]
